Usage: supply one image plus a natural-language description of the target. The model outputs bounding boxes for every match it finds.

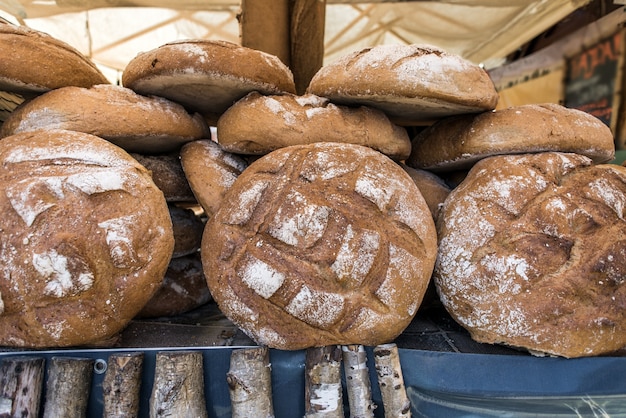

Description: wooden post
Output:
[374,343,411,418]
[342,345,376,418]
[149,351,208,418]
[102,352,144,418]
[290,0,326,95]
[227,346,274,418]
[0,356,45,418]
[42,357,94,418]
[304,345,344,418]
[239,0,291,66]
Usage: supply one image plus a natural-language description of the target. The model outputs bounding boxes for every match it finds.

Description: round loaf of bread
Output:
[136,253,211,318]
[407,103,615,172]
[122,40,296,122]
[0,23,109,95]
[0,129,174,348]
[202,142,437,350]
[306,44,498,125]
[0,84,211,153]
[435,152,626,358]
[169,205,204,258]
[216,92,411,160]
[180,139,248,217]
[399,163,450,221]
[131,153,196,202]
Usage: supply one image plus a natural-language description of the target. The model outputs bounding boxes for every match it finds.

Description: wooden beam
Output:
[239,0,291,66]
[290,0,326,94]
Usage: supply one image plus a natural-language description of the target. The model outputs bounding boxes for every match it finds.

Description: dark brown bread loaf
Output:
[202,142,437,350]
[169,205,204,258]
[407,103,615,172]
[131,152,196,203]
[122,39,296,123]
[306,44,498,125]
[0,129,174,347]
[216,92,411,160]
[0,84,210,153]
[399,163,450,221]
[435,152,626,358]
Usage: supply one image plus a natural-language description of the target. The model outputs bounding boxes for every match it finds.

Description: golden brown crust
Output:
[306,44,498,125]
[0,84,211,153]
[122,39,296,117]
[202,142,437,350]
[407,103,616,172]
[179,139,248,217]
[216,92,411,160]
[399,163,450,221]
[0,129,174,348]
[435,152,626,357]
[0,23,109,94]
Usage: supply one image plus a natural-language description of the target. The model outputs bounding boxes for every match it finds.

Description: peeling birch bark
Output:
[103,352,144,418]
[42,357,94,418]
[374,343,411,417]
[227,346,274,418]
[149,351,208,418]
[304,345,344,418]
[0,356,44,418]
[342,345,376,418]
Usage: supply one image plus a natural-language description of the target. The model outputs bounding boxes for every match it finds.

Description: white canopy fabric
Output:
[0,0,591,84]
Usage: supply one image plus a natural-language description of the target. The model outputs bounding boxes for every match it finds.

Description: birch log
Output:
[0,356,44,418]
[149,351,208,418]
[304,345,344,418]
[102,352,144,418]
[342,345,376,418]
[42,357,94,418]
[227,346,274,418]
[374,343,411,418]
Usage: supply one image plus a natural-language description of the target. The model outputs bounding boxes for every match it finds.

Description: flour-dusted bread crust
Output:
[216,92,411,160]
[202,142,437,350]
[180,139,248,217]
[136,253,211,318]
[122,40,296,122]
[0,22,108,95]
[435,152,626,358]
[0,84,210,153]
[407,103,615,172]
[306,44,498,125]
[0,129,174,348]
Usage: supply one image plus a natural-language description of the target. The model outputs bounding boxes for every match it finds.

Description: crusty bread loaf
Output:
[202,142,437,350]
[306,44,498,125]
[0,129,174,348]
[435,152,626,357]
[216,92,411,160]
[0,22,109,95]
[131,152,196,202]
[399,163,450,221]
[180,139,248,217]
[136,253,211,318]
[169,204,204,258]
[0,84,211,153]
[122,39,296,123]
[407,103,615,172]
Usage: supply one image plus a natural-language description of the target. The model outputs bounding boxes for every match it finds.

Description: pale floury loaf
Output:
[202,142,437,350]
[0,129,174,347]
[435,152,626,358]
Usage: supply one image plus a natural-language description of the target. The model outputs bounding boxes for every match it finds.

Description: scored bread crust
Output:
[0,129,174,348]
[216,92,412,160]
[122,39,296,119]
[435,152,626,358]
[0,84,211,153]
[306,44,498,125]
[0,23,109,94]
[407,103,616,172]
[202,142,437,350]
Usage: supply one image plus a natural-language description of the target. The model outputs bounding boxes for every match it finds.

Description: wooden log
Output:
[304,345,344,418]
[239,0,291,66]
[149,351,208,418]
[102,352,144,418]
[373,343,411,418]
[42,357,94,418]
[227,346,274,418]
[0,356,45,418]
[342,345,376,418]
[290,0,326,95]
